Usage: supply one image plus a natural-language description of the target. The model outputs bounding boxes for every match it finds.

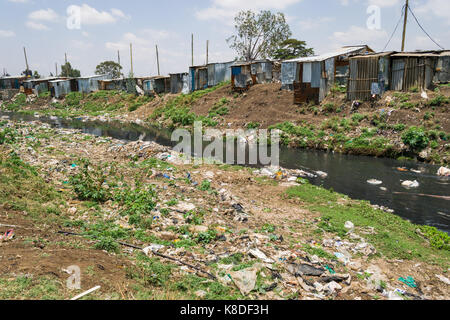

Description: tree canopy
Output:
[60,62,81,78]
[95,61,123,79]
[272,39,314,60]
[227,10,292,61]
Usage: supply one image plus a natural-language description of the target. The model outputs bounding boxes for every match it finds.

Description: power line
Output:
[407,6,444,50]
[382,5,405,52]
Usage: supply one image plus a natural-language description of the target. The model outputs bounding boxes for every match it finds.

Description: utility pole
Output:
[401,0,409,52]
[65,53,68,65]
[117,50,121,66]
[23,47,29,75]
[156,45,160,76]
[191,34,194,66]
[130,43,134,76]
[206,40,209,65]
[55,63,58,77]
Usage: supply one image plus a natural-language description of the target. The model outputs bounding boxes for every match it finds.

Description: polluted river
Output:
[2,111,449,233]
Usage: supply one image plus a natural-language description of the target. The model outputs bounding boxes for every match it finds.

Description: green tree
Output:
[33,71,41,79]
[272,39,314,60]
[227,10,292,61]
[60,62,81,77]
[95,61,123,79]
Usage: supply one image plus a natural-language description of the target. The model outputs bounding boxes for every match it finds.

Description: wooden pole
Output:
[191,34,194,66]
[206,40,209,65]
[23,47,29,74]
[156,45,160,76]
[401,0,409,52]
[130,43,133,76]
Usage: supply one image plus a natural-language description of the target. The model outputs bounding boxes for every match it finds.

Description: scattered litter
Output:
[142,244,165,256]
[435,274,450,285]
[344,221,355,230]
[286,263,325,277]
[70,285,101,300]
[249,248,275,264]
[316,171,328,178]
[0,229,14,242]
[401,180,419,188]
[229,267,259,296]
[398,276,417,288]
[437,167,450,177]
[367,179,382,185]
[324,265,336,275]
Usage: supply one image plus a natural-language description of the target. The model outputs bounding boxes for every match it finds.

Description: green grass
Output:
[0,276,65,300]
[149,82,229,127]
[285,184,450,267]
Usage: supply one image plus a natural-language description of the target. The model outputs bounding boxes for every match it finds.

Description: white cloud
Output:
[298,17,335,30]
[415,0,450,23]
[331,25,388,51]
[71,40,94,50]
[26,8,59,31]
[368,0,401,7]
[28,9,59,22]
[67,4,129,25]
[196,0,302,23]
[26,21,50,31]
[340,0,400,7]
[7,0,29,3]
[0,30,15,37]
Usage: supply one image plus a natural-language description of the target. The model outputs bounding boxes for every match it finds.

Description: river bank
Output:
[0,119,448,300]
[1,82,449,165]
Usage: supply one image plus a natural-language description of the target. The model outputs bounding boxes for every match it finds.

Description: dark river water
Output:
[2,111,449,233]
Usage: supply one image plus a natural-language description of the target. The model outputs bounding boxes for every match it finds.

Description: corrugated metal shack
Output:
[207,62,233,87]
[23,78,54,95]
[143,76,171,95]
[0,76,27,90]
[390,52,438,92]
[231,60,274,90]
[281,46,372,103]
[77,75,111,93]
[347,52,394,101]
[169,73,189,94]
[434,51,450,83]
[189,65,208,92]
[49,79,72,98]
[98,78,127,91]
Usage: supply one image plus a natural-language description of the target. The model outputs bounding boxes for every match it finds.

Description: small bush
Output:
[69,159,115,202]
[402,127,429,151]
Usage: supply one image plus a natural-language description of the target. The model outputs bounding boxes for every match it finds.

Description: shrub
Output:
[69,159,115,202]
[427,95,449,107]
[402,127,429,151]
[393,124,406,132]
[352,113,366,123]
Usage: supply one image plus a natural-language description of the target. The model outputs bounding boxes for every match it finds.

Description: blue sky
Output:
[0,0,449,77]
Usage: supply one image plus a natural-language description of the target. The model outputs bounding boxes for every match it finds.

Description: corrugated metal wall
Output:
[434,56,450,83]
[251,62,273,84]
[391,57,436,91]
[281,62,297,90]
[51,80,71,98]
[170,74,186,94]
[347,57,379,101]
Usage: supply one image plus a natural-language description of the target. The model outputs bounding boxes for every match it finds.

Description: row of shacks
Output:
[0,74,112,98]
[1,46,449,102]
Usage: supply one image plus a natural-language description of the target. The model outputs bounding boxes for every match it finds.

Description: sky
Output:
[0,0,449,77]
